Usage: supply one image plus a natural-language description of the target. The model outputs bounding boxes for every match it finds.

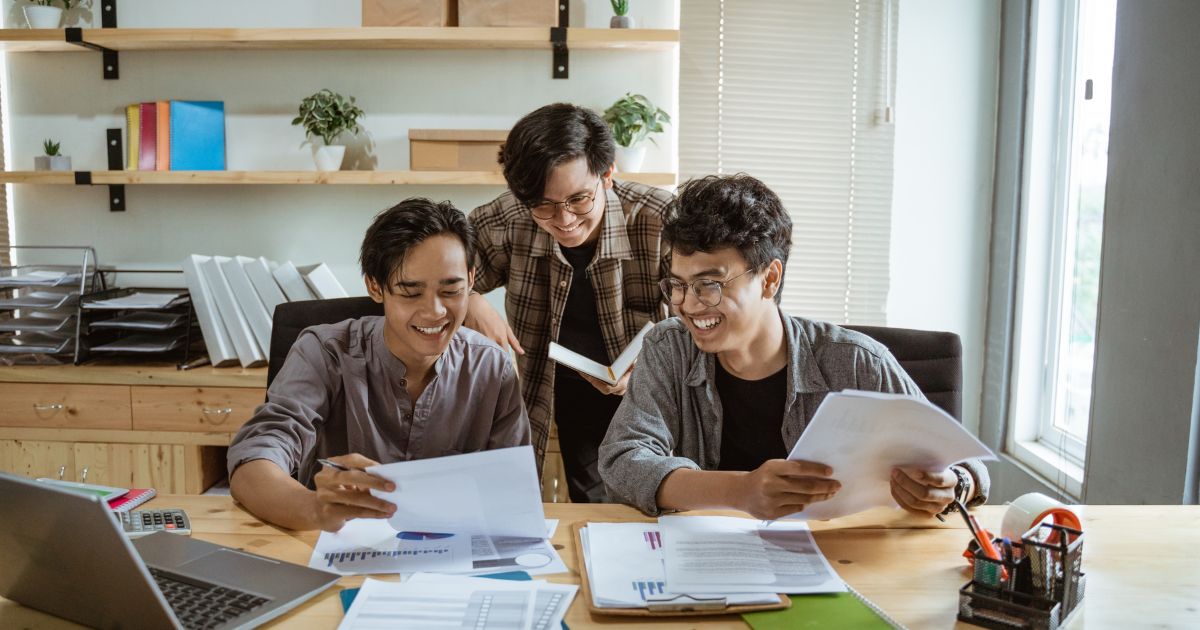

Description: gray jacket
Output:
[598,311,991,515]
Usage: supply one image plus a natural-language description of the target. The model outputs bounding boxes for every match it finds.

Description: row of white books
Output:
[181,255,348,367]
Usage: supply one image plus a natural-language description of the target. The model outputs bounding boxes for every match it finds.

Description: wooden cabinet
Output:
[0,364,265,494]
[131,386,262,432]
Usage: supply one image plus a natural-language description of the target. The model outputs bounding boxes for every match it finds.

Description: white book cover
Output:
[242,256,287,314]
[299,263,349,299]
[180,254,238,366]
[272,261,316,302]
[204,256,266,367]
[220,256,272,354]
[549,322,654,385]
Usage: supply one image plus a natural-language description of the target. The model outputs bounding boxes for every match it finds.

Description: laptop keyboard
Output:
[149,567,271,630]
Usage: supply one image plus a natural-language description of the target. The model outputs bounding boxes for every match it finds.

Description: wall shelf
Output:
[0,170,677,186]
[0,27,678,53]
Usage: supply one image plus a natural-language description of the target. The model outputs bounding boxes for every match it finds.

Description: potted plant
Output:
[610,0,633,28]
[291,89,365,172]
[602,93,670,173]
[34,139,71,171]
[23,0,64,28]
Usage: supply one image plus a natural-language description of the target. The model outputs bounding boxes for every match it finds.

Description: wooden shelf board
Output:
[0,27,678,52]
[0,427,234,446]
[0,170,678,186]
[0,362,267,388]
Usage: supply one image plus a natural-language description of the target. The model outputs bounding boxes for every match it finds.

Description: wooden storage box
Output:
[458,0,558,27]
[362,0,457,27]
[409,129,509,171]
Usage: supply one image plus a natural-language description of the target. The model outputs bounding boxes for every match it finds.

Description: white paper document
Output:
[548,321,653,385]
[407,573,578,630]
[338,577,536,630]
[84,290,188,310]
[786,390,997,520]
[659,516,846,595]
[368,446,546,539]
[581,523,780,608]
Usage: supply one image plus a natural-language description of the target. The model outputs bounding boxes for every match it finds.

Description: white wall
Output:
[3,0,678,298]
[889,0,1000,435]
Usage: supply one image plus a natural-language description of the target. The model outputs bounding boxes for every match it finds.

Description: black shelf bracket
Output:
[65,28,119,80]
[73,128,129,212]
[101,0,118,28]
[551,27,568,79]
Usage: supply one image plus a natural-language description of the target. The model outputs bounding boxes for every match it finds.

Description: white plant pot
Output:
[49,155,72,171]
[614,144,647,173]
[610,15,635,29]
[33,156,52,171]
[24,5,63,29]
[312,145,346,172]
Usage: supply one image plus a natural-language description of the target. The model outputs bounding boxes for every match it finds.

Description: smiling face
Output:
[529,157,613,248]
[668,246,782,355]
[366,233,474,368]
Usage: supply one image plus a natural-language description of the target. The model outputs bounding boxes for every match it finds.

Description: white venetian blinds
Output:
[680,0,898,325]
[0,74,7,269]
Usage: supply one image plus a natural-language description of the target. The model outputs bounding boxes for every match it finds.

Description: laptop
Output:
[0,472,340,629]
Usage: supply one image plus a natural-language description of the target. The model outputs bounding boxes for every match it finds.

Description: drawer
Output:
[0,383,132,429]
[131,386,264,432]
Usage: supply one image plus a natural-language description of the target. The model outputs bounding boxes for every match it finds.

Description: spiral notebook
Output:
[107,488,157,513]
[742,585,906,630]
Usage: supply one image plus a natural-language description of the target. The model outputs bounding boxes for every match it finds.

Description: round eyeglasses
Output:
[658,267,759,308]
[528,180,601,221]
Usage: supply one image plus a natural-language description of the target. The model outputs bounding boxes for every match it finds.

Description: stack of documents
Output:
[339,574,577,630]
[0,270,79,288]
[309,447,566,578]
[83,290,189,310]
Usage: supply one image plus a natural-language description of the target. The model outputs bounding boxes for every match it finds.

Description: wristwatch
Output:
[938,465,972,517]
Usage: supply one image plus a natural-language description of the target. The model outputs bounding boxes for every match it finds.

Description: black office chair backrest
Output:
[842,325,963,422]
[267,297,384,389]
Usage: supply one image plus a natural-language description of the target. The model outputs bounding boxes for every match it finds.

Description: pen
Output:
[317,458,359,472]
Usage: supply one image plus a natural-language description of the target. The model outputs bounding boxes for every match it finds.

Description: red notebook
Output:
[139,102,157,171]
[108,488,157,513]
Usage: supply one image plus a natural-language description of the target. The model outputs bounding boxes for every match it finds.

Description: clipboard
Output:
[572,522,792,617]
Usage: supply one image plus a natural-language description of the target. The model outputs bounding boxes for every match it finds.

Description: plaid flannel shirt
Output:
[470,180,675,477]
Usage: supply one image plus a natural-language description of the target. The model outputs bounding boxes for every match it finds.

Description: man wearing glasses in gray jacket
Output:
[599,174,990,519]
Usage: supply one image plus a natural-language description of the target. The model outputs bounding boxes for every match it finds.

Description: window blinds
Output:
[680,0,897,325]
[0,74,7,269]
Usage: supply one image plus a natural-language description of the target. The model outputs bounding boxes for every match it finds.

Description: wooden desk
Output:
[2,498,1198,628]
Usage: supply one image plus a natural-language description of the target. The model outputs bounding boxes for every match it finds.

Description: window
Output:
[679,0,897,325]
[1009,0,1117,494]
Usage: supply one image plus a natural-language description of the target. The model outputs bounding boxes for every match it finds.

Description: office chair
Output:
[266,297,384,389]
[843,325,963,422]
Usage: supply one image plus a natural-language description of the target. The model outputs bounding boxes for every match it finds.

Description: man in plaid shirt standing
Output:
[466,103,675,502]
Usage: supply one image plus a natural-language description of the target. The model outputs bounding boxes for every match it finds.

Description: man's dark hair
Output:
[499,103,616,206]
[663,174,793,304]
[360,198,476,291]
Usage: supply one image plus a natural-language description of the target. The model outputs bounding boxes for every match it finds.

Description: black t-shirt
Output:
[715,360,789,471]
[555,241,609,382]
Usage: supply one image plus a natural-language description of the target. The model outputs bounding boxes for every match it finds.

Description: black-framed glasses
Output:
[658,267,759,307]
[528,180,601,221]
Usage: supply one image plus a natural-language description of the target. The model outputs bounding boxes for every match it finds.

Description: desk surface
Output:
[2,497,1198,629]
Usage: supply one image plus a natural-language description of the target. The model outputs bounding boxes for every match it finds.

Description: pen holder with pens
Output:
[957,521,1085,630]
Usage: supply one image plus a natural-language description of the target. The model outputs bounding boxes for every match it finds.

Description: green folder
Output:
[742,591,904,630]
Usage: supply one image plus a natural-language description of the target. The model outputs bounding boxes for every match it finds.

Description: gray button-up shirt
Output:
[227,316,530,488]
[598,311,991,515]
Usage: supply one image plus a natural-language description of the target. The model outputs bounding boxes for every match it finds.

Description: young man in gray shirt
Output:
[599,175,990,519]
[228,199,530,532]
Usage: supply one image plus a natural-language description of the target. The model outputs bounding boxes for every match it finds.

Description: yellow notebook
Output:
[125,104,140,171]
[156,100,171,171]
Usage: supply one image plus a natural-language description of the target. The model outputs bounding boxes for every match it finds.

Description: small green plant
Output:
[291,89,365,147]
[603,93,670,148]
[610,0,629,17]
[42,139,61,156]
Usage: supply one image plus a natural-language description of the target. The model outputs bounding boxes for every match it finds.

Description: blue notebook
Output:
[170,100,225,170]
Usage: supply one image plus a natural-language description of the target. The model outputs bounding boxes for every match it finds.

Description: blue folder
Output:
[170,100,225,170]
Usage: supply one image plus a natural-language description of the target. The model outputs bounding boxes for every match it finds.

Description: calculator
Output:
[118,508,192,538]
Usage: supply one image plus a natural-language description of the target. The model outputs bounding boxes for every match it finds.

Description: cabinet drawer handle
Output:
[201,407,234,425]
[33,402,66,412]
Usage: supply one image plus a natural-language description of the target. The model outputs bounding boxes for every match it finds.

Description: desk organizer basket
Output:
[958,522,1085,630]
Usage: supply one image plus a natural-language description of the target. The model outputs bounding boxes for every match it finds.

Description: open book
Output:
[549,322,654,385]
